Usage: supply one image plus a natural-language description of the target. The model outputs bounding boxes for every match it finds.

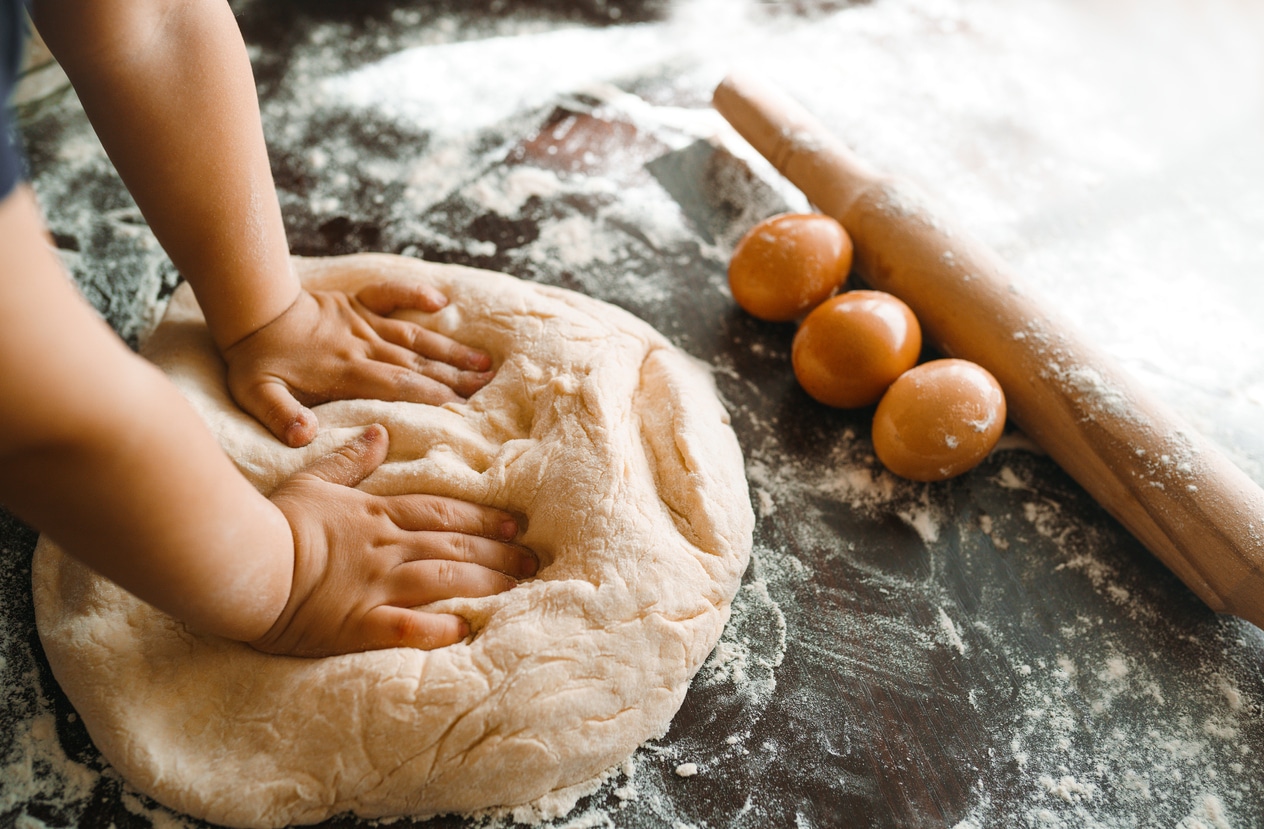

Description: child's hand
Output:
[253,425,535,657]
[224,283,495,447]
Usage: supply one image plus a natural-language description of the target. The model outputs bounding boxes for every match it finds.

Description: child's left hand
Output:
[223,281,495,447]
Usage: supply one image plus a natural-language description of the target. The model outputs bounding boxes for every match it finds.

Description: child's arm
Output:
[32,0,490,448]
[0,187,534,655]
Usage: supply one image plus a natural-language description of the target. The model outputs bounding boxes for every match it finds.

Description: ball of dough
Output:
[32,254,753,829]
[727,213,852,322]
[791,290,922,408]
[872,358,1006,481]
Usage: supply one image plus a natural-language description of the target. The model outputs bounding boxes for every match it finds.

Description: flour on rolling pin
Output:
[713,71,1264,630]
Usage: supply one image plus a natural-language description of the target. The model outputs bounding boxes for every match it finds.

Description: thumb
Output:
[299,424,390,488]
[358,606,470,651]
[238,379,318,448]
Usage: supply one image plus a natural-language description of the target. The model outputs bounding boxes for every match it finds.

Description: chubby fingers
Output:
[297,424,390,485]
[385,492,521,537]
[349,553,522,651]
[386,494,536,577]
[355,279,492,373]
[367,509,537,651]
[369,316,493,374]
[371,346,493,399]
[394,533,538,584]
[356,280,449,315]
[359,606,470,651]
[235,378,321,448]
[389,557,522,609]
[331,358,480,407]
[356,281,497,400]
[366,522,526,647]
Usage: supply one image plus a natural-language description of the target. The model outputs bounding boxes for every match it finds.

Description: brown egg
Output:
[791,290,922,408]
[728,213,853,322]
[872,359,1007,482]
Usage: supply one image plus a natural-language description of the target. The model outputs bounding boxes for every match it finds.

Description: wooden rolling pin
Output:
[713,72,1264,630]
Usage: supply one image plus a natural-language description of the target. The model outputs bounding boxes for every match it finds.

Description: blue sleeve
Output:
[1,107,24,202]
[2,0,28,201]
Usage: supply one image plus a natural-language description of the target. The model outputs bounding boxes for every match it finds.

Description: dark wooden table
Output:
[4,2,1263,827]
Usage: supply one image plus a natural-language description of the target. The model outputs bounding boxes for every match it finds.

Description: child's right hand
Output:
[252,424,536,658]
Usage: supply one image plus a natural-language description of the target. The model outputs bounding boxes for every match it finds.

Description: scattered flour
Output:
[0,712,98,815]
[1176,794,1234,829]
[469,166,569,217]
[938,606,968,655]
[1039,774,1096,803]
[9,0,1264,826]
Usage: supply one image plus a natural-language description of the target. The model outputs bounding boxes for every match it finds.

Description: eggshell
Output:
[792,290,921,408]
[728,213,853,322]
[872,359,1006,481]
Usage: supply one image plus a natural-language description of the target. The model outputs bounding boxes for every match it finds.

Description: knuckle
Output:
[391,612,421,646]
[332,446,361,467]
[451,534,479,564]
[431,500,461,531]
[409,327,436,352]
[391,364,423,389]
[365,500,391,523]
[434,559,459,590]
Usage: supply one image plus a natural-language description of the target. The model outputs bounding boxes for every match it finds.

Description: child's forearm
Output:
[0,188,292,641]
[35,1,500,449]
[4,187,531,654]
[33,0,299,352]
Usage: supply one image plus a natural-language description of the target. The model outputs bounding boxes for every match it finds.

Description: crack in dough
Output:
[32,253,753,828]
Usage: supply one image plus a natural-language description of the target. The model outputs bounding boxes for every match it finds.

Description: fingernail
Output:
[521,552,539,578]
[456,617,471,639]
[469,351,493,372]
[500,518,519,539]
[285,410,316,447]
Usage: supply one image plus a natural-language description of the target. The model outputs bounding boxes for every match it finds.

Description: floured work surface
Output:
[31,254,752,827]
[5,1,1264,827]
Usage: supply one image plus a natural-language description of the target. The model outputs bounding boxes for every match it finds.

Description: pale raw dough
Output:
[31,254,753,828]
